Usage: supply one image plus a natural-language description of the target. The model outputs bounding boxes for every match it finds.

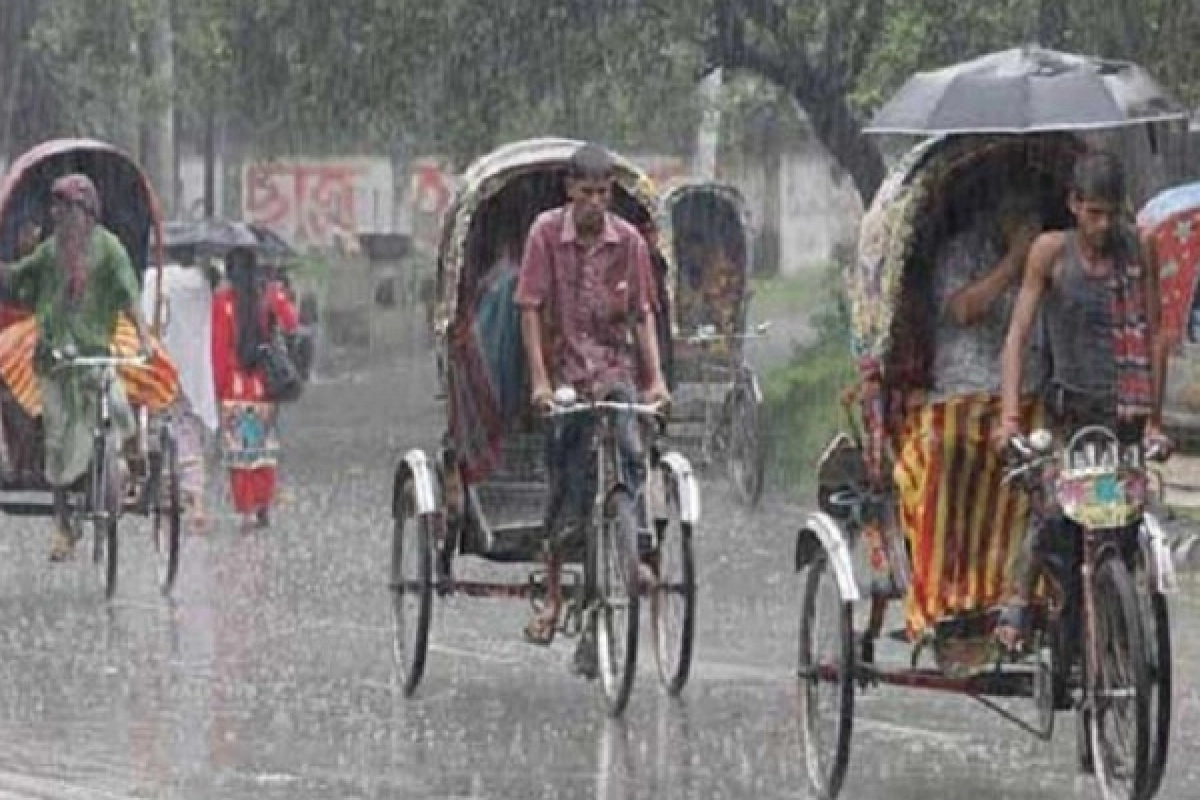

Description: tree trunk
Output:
[1036,0,1068,49]
[789,82,887,205]
[1,49,27,165]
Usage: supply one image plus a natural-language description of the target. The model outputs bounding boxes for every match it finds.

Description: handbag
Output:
[259,311,304,403]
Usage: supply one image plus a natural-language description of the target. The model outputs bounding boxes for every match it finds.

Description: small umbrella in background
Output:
[164,218,259,259]
[246,223,298,261]
[866,46,1187,135]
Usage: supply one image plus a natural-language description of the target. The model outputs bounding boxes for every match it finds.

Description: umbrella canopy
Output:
[866,46,1186,135]
[164,218,258,258]
[247,223,298,261]
[1137,181,1200,230]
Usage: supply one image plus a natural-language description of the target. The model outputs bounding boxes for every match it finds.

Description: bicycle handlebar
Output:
[50,350,149,369]
[684,322,772,345]
[1003,430,1170,487]
[543,399,666,419]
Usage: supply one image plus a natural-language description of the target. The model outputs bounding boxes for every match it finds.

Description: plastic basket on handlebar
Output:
[1055,426,1149,529]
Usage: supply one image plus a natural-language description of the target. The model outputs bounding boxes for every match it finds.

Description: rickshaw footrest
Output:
[0,501,57,517]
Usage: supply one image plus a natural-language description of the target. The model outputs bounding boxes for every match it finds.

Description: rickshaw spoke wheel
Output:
[797,555,854,800]
[1139,584,1172,799]
[595,489,640,718]
[151,428,182,596]
[651,468,695,696]
[1088,556,1150,800]
[726,387,765,508]
[1132,560,1171,800]
[390,473,432,698]
[91,434,120,601]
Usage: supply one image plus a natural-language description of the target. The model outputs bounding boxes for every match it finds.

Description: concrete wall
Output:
[720,137,863,276]
[171,142,864,277]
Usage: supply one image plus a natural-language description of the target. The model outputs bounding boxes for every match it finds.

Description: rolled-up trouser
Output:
[543,383,646,543]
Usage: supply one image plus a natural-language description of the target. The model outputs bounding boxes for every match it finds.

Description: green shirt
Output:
[9,227,140,359]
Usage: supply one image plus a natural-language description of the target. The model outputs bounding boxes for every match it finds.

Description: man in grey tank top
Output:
[993,151,1168,650]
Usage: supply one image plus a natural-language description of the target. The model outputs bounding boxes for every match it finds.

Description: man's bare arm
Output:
[948,224,1038,326]
[1000,233,1059,425]
[520,308,551,401]
[636,312,668,396]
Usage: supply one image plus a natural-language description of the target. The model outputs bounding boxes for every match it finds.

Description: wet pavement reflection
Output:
[0,348,1195,799]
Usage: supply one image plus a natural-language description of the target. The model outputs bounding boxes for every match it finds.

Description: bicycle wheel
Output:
[594,488,640,718]
[651,466,695,696]
[91,434,120,600]
[1139,583,1172,799]
[798,555,855,800]
[726,383,766,508]
[1087,555,1150,800]
[391,471,432,697]
[151,427,182,596]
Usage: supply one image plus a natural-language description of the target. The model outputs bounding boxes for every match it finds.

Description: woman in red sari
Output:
[211,247,298,529]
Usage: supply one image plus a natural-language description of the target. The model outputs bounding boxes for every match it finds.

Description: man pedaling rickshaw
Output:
[0,174,158,562]
[994,151,1171,650]
[515,143,671,676]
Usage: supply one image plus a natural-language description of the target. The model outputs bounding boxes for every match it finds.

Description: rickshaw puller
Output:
[0,174,153,561]
[996,151,1170,650]
[515,143,670,676]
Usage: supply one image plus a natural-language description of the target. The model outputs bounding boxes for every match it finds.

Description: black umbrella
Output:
[164,218,258,257]
[866,46,1187,135]
[246,223,298,261]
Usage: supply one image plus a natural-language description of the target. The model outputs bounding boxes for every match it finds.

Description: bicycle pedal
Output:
[559,599,586,638]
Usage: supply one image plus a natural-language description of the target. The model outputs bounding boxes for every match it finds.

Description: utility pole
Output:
[142,0,176,218]
[694,68,723,180]
[203,100,216,218]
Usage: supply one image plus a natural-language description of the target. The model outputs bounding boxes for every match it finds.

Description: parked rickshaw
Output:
[390,138,700,716]
[0,139,183,599]
[796,131,1178,800]
[1138,181,1200,437]
[660,181,769,507]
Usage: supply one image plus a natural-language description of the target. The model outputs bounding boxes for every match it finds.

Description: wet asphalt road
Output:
[0,330,1197,799]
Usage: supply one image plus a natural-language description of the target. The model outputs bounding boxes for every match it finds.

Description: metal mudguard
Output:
[657,451,701,525]
[1141,512,1180,595]
[795,512,861,602]
[393,449,439,517]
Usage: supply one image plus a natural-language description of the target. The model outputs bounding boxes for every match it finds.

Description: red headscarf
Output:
[51,174,100,303]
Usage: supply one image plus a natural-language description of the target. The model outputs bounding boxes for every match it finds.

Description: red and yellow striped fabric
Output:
[0,313,180,417]
[892,394,1047,639]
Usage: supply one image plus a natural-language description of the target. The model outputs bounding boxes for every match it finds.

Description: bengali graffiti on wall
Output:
[237,153,689,254]
[406,156,458,255]
[242,158,394,250]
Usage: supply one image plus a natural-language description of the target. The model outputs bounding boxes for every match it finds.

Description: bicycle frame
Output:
[994,424,1177,763]
[50,354,147,522]
[683,325,768,465]
[546,398,663,630]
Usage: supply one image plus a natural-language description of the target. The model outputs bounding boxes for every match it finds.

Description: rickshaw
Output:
[0,139,183,599]
[795,132,1178,800]
[1138,182,1200,435]
[659,181,769,507]
[390,138,701,716]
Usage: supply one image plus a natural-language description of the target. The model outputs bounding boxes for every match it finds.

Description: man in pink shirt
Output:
[515,143,670,674]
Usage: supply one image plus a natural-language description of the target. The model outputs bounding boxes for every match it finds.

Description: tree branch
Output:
[846,0,885,83]
[708,0,885,202]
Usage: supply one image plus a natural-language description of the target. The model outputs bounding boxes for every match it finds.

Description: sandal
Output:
[993,603,1027,653]
[523,611,558,646]
[188,511,211,534]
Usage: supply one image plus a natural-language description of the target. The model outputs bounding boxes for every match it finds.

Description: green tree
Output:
[15,0,1200,202]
